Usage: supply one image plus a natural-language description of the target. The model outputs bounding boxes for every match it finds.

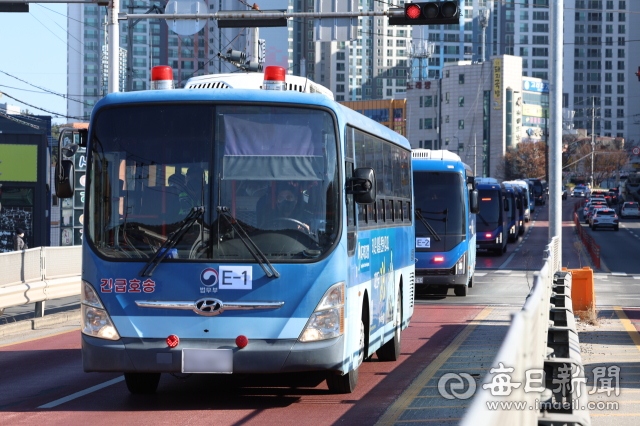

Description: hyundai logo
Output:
[193,298,224,316]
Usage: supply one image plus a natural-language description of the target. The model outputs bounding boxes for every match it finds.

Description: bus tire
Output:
[124,372,161,394]
[326,320,363,394]
[454,285,467,297]
[502,244,507,253]
[376,289,402,362]
[468,276,474,288]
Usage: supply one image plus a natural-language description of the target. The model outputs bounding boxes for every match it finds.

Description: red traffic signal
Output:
[390,2,460,26]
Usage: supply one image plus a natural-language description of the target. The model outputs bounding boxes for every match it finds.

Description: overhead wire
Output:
[0,92,87,120]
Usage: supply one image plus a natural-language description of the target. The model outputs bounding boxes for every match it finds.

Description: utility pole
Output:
[545,109,549,184]
[591,97,596,189]
[549,0,563,260]
[250,3,259,63]
[478,8,490,63]
[474,133,477,176]
[108,0,120,94]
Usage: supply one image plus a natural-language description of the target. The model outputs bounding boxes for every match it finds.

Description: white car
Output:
[572,187,587,197]
[620,202,640,218]
[589,208,619,231]
[585,203,607,224]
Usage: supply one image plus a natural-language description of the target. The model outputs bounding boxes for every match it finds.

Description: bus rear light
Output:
[167,334,179,348]
[263,66,287,91]
[236,335,248,349]
[434,256,444,262]
[151,66,174,90]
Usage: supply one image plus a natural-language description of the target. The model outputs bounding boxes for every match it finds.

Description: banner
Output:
[493,59,502,110]
[523,104,544,118]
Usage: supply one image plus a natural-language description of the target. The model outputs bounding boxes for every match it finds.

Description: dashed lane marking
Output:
[474,272,487,276]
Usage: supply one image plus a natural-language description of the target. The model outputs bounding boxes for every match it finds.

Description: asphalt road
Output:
[578,205,640,275]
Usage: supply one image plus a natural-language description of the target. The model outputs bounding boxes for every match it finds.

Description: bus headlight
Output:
[455,254,466,275]
[81,280,120,341]
[299,282,344,342]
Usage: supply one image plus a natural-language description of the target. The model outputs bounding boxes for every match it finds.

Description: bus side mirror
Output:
[470,190,480,214]
[504,198,510,212]
[55,160,75,198]
[466,175,476,190]
[347,167,376,204]
[55,129,78,199]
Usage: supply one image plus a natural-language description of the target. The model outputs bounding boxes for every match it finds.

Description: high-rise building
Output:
[291,0,413,102]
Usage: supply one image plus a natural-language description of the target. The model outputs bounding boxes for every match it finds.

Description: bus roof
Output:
[411,149,471,174]
[91,89,411,151]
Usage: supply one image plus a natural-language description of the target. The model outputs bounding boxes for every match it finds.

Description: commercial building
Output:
[406,55,526,178]
[413,0,639,144]
[339,99,407,136]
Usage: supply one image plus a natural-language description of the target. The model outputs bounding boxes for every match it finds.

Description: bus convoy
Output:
[53,66,531,395]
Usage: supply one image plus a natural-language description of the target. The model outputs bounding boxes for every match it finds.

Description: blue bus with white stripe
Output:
[475,178,509,255]
[411,150,479,297]
[504,180,531,224]
[54,68,415,395]
[503,184,520,242]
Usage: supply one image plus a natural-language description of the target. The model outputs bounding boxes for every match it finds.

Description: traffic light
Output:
[0,3,29,12]
[389,2,460,26]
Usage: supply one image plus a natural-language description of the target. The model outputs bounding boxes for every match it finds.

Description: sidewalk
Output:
[376,306,520,425]
[577,307,640,425]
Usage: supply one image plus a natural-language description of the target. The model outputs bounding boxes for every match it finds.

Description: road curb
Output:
[0,310,81,338]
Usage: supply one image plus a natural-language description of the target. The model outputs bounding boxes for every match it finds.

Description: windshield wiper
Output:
[415,209,441,242]
[477,213,490,227]
[139,206,205,277]
[217,206,280,278]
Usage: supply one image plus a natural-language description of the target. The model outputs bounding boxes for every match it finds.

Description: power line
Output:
[0,69,93,106]
[0,91,87,120]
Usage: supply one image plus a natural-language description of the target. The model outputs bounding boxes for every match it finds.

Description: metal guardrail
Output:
[461,237,590,426]
[573,201,601,269]
[0,246,82,314]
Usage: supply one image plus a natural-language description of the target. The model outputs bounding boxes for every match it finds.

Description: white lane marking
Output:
[634,276,640,280]
[38,376,125,409]
[594,275,609,280]
[611,272,627,276]
[510,273,526,277]
[474,272,487,276]
[495,270,513,274]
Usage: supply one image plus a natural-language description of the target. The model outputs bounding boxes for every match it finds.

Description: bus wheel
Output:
[326,320,363,394]
[468,276,474,288]
[124,372,161,394]
[454,285,468,297]
[377,290,402,362]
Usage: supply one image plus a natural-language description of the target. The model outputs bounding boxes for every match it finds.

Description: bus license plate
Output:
[182,349,233,374]
[415,277,423,284]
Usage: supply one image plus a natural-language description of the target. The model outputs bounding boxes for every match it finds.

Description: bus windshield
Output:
[477,189,501,232]
[88,104,340,262]
[413,171,465,252]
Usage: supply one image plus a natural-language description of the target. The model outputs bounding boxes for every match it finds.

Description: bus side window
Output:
[346,161,357,256]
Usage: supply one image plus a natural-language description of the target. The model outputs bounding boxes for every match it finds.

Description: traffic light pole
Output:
[118,10,405,21]
[549,0,563,261]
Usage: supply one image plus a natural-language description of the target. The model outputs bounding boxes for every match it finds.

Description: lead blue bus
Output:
[475,178,508,255]
[54,67,415,394]
[411,150,479,296]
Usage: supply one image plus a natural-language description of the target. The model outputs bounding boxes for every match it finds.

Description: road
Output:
[577,201,640,275]
[2,196,638,425]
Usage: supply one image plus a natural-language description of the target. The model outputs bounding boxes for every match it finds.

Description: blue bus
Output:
[54,67,415,394]
[528,178,546,205]
[411,150,479,296]
[475,178,509,255]
[503,184,519,243]
[504,180,531,223]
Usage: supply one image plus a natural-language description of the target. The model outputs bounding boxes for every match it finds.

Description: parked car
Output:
[589,208,619,231]
[620,201,640,218]
[585,203,607,224]
[572,186,587,197]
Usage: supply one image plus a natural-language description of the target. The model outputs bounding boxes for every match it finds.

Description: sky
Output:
[0,4,69,124]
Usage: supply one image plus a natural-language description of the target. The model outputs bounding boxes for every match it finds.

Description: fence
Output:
[0,246,82,314]
[573,201,601,269]
[460,237,590,426]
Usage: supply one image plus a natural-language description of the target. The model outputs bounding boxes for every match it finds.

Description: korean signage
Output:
[522,78,549,93]
[523,116,547,128]
[493,59,502,110]
[60,132,85,246]
[523,104,544,118]
[406,81,432,90]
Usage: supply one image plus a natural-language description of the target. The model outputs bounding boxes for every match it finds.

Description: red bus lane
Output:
[0,305,484,426]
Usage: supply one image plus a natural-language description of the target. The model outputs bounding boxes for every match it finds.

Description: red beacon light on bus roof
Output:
[151,66,174,90]
[263,66,287,91]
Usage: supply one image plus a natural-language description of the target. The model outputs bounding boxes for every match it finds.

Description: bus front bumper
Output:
[82,333,345,374]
